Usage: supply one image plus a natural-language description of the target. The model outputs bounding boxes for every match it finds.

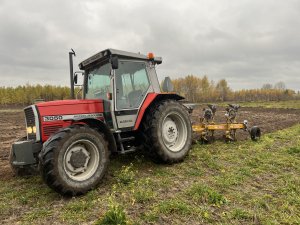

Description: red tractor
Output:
[10,49,192,195]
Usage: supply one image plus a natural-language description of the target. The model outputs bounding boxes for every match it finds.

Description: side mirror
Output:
[162,76,174,92]
[74,74,78,84]
[111,56,119,69]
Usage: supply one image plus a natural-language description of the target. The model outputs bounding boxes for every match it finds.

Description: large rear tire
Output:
[142,100,192,163]
[9,137,38,176]
[39,125,109,196]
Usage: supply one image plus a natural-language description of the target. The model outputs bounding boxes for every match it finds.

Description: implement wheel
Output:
[250,126,261,141]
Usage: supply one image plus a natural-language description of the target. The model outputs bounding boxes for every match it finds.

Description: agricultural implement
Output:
[192,104,261,142]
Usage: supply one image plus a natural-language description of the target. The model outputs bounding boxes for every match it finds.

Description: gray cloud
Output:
[0,0,299,90]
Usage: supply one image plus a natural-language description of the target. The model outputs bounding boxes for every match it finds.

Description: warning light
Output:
[148,52,154,59]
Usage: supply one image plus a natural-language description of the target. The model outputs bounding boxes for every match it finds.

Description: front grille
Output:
[43,125,63,137]
[24,107,36,140]
[25,107,35,127]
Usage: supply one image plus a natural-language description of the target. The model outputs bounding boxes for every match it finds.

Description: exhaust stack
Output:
[69,49,76,99]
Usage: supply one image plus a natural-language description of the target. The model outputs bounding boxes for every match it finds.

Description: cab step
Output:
[119,136,135,142]
[116,133,136,154]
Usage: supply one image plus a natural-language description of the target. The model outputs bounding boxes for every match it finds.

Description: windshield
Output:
[85,63,111,100]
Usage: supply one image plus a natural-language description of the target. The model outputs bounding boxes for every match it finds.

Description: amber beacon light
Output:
[147,52,154,59]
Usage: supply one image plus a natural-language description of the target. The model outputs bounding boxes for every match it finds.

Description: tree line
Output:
[171,75,299,102]
[0,84,71,106]
[0,77,299,106]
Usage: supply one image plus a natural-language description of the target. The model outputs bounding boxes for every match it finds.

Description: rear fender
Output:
[134,93,184,130]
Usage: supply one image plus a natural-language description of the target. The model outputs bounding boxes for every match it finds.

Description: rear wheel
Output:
[142,100,192,163]
[39,125,109,195]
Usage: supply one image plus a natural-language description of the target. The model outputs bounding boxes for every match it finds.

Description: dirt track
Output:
[0,107,299,179]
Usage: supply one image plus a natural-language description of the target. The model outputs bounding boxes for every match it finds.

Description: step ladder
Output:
[116,133,136,154]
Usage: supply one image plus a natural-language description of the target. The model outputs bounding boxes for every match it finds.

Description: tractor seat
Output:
[128,89,143,107]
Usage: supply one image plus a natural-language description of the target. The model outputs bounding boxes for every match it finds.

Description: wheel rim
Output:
[63,139,100,181]
[162,112,188,152]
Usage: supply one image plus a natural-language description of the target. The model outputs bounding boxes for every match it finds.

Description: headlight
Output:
[27,126,36,134]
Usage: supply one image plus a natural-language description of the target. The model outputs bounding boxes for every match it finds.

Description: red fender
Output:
[133,93,184,130]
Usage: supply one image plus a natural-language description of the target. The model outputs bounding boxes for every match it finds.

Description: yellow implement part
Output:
[192,123,245,132]
[192,125,205,132]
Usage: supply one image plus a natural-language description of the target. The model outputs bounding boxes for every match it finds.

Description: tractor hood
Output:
[36,99,103,107]
[35,99,104,118]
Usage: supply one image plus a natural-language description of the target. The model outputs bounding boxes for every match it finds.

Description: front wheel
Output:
[142,100,192,163]
[39,125,109,196]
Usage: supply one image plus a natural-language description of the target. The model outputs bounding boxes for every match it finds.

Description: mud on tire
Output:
[141,100,192,163]
[39,125,109,196]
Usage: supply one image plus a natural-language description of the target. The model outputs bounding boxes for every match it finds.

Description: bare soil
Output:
[0,111,26,180]
[0,107,299,180]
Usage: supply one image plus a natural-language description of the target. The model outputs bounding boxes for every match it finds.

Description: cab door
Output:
[84,63,114,129]
[114,60,152,130]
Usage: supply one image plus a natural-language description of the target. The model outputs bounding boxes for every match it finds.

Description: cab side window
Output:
[115,61,150,109]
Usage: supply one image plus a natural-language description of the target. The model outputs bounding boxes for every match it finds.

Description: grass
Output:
[114,163,136,185]
[95,191,128,225]
[287,146,300,155]
[186,183,227,205]
[1,122,300,224]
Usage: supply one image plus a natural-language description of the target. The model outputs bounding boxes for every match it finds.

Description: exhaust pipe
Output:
[69,49,76,99]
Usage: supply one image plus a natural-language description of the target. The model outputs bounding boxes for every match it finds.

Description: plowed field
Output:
[1,106,299,179]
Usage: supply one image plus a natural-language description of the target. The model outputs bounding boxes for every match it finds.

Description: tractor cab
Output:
[78,49,162,131]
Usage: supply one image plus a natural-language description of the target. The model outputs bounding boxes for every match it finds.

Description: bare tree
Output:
[261,83,273,89]
[216,79,231,101]
[274,81,286,90]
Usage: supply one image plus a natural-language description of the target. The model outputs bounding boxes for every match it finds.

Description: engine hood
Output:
[35,99,104,118]
[36,99,103,107]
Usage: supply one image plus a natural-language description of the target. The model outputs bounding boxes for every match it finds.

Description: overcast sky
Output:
[0,0,299,90]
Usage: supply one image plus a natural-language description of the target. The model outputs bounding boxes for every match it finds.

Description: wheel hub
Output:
[65,145,90,174]
[161,112,188,152]
[69,149,88,168]
[163,119,178,144]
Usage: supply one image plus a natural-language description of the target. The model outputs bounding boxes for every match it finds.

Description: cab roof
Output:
[79,48,162,70]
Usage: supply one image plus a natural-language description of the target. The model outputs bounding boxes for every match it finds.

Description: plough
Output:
[192,104,261,143]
